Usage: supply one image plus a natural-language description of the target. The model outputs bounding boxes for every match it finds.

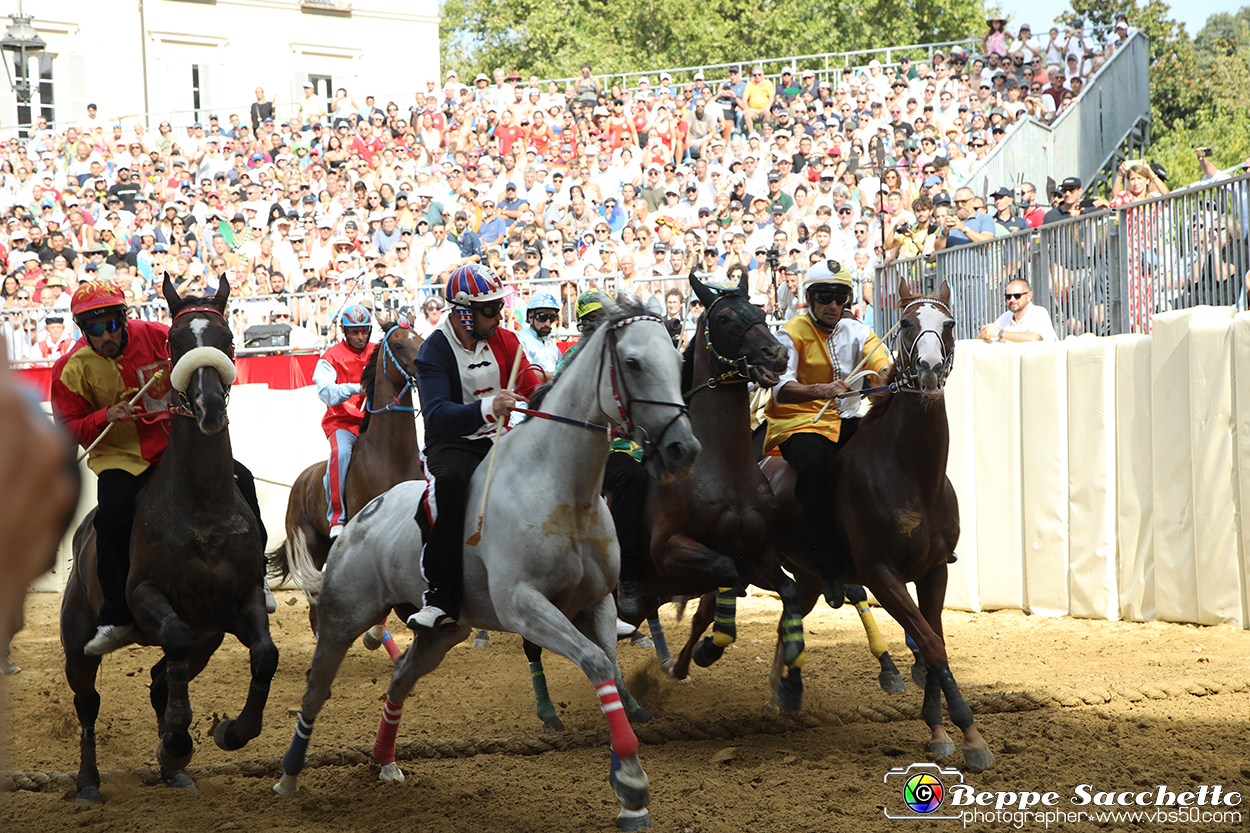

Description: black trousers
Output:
[93,460,264,626]
[778,419,859,579]
[421,437,492,619]
[603,451,648,583]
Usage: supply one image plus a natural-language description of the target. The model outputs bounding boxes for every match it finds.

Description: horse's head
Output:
[164,276,236,435]
[376,314,423,389]
[599,293,701,482]
[895,278,955,399]
[689,270,787,388]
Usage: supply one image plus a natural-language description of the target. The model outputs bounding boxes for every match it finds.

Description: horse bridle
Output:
[367,322,420,415]
[168,305,235,417]
[894,297,955,392]
[600,313,689,460]
[683,292,765,401]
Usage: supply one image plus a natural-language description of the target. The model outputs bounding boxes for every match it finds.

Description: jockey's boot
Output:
[407,605,459,633]
[83,623,138,656]
[1,646,18,676]
[616,580,642,619]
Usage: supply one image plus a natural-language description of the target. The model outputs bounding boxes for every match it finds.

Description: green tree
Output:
[439,0,987,83]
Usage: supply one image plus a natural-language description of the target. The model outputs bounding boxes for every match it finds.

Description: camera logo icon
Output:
[883,762,965,820]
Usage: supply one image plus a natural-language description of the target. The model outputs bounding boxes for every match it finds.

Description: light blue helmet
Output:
[526,292,560,312]
[339,303,374,329]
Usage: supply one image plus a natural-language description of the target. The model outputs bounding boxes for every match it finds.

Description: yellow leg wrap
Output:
[712,629,735,648]
[787,650,807,669]
[856,600,891,658]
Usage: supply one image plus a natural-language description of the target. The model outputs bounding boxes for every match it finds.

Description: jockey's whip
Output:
[465,348,525,546]
[810,319,900,425]
[77,370,165,463]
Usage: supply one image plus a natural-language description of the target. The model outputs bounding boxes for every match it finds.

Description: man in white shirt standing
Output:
[978,278,1057,343]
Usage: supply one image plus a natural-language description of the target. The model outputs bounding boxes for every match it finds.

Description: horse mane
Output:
[357,341,382,435]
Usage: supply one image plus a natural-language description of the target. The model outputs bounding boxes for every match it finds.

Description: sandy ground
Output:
[2,589,1248,833]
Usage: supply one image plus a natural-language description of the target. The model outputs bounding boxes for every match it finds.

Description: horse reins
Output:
[169,305,235,417]
[683,293,758,401]
[366,322,421,415]
[893,297,956,393]
[602,313,689,461]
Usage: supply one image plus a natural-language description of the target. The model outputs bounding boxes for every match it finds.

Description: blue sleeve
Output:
[971,214,996,235]
[415,333,488,439]
[465,231,482,259]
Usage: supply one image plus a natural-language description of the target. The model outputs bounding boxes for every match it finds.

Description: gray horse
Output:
[272,296,699,831]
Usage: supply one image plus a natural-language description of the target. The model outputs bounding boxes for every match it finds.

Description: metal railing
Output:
[873,172,1250,339]
[960,31,1151,200]
[546,40,979,97]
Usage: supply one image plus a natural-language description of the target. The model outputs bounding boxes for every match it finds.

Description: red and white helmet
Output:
[445,264,511,307]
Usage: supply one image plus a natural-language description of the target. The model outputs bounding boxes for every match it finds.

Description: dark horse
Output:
[268,317,424,636]
[763,279,994,771]
[60,277,278,802]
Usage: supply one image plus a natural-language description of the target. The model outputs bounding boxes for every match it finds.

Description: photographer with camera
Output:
[883,195,939,263]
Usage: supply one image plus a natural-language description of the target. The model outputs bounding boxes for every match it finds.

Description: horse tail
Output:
[267,539,292,584]
[282,527,326,604]
[673,596,691,622]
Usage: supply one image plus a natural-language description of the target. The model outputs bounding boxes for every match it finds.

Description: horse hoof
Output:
[541,715,566,733]
[617,808,653,831]
[472,630,491,649]
[628,705,655,724]
[963,746,996,773]
[167,771,196,790]
[692,637,724,668]
[75,785,105,805]
[213,718,245,751]
[660,659,677,677]
[272,774,299,796]
[929,739,956,756]
[362,625,385,651]
[379,762,405,783]
[879,672,906,693]
[629,633,654,649]
[911,663,927,690]
[157,740,194,774]
[610,762,650,812]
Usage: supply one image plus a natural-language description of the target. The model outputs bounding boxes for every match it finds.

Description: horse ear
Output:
[162,273,181,311]
[688,268,717,309]
[736,265,749,297]
[212,274,231,310]
[598,291,620,318]
[937,280,951,307]
[896,277,913,310]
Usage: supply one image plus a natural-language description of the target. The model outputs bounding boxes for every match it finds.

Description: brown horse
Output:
[629,271,810,707]
[268,317,424,632]
[60,277,277,802]
[763,279,994,772]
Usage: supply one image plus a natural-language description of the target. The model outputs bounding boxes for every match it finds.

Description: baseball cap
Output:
[1060,176,1082,190]
[991,187,1014,198]
[924,175,943,187]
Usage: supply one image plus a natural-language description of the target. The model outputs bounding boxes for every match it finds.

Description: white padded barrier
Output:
[1114,334,1154,621]
[1187,316,1240,625]
[1232,313,1250,629]
[969,343,1024,610]
[942,339,981,611]
[1019,342,1070,616]
[1065,335,1119,620]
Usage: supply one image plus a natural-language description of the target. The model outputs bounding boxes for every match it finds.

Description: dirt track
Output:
[3,590,1248,833]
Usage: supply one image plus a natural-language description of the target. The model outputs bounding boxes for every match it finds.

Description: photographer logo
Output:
[884,762,964,820]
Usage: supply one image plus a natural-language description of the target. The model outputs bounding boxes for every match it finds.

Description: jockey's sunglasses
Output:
[808,288,846,306]
[532,312,558,323]
[472,301,504,318]
[82,316,124,337]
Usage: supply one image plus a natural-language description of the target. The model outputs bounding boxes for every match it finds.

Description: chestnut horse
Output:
[763,279,995,772]
[60,277,277,802]
[268,318,424,636]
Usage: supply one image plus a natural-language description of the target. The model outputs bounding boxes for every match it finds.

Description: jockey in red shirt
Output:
[407,265,541,632]
[313,303,373,538]
[51,282,269,656]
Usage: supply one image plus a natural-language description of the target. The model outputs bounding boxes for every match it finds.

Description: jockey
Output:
[51,281,271,657]
[762,261,891,609]
[517,292,561,383]
[408,264,542,632]
[556,292,649,618]
[313,303,373,539]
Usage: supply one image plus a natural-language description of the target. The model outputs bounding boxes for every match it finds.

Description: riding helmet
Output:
[339,303,374,329]
[445,264,511,307]
[526,292,560,313]
[802,259,852,292]
[71,281,127,321]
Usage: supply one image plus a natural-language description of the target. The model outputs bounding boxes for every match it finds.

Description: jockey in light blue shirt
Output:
[517,292,562,383]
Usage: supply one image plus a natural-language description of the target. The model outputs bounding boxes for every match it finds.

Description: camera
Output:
[894,222,912,235]
[1196,147,1211,159]
[765,244,781,270]
[883,762,965,820]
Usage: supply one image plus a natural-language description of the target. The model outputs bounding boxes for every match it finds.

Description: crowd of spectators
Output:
[0,14,1155,362]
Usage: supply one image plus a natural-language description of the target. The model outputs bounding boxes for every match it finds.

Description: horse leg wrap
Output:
[922,666,944,728]
[646,616,670,658]
[692,636,725,667]
[774,666,803,712]
[529,662,558,723]
[381,629,402,662]
[283,713,315,776]
[597,681,638,758]
[933,661,974,731]
[372,697,403,765]
[780,604,805,668]
[855,601,890,658]
[711,588,737,647]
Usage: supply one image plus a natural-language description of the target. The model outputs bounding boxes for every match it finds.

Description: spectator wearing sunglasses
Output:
[979,278,1056,343]
[519,292,561,383]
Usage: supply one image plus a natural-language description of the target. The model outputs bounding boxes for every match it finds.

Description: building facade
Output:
[0,0,439,134]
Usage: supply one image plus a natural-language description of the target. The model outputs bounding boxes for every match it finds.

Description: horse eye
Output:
[901,318,916,329]
[625,357,642,371]
[943,320,955,330]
